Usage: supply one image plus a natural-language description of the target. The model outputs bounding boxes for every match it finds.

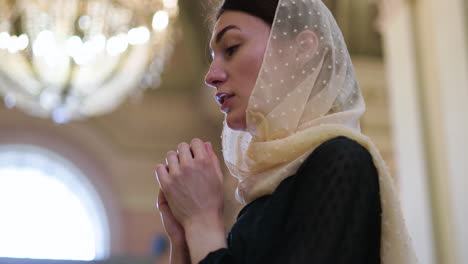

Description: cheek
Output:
[235,45,267,95]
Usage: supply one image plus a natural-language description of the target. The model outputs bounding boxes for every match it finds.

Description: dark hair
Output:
[215,0,279,26]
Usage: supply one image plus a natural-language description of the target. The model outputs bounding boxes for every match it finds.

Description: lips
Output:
[215,92,234,112]
[215,92,234,105]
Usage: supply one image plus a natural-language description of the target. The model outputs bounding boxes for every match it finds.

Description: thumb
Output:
[157,192,173,221]
[157,190,168,210]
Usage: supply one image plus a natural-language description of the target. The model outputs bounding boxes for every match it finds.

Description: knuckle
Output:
[164,182,174,193]
[154,164,162,173]
[170,170,181,178]
[155,165,165,176]
[158,178,169,189]
[199,157,211,167]
[178,142,189,149]
[191,138,202,144]
[180,161,194,172]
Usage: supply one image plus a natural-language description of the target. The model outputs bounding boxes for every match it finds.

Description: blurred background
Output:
[0,0,466,263]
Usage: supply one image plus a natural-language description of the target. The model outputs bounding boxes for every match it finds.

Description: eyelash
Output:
[225,45,240,57]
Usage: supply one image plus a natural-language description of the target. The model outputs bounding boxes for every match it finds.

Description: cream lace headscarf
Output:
[221,0,417,263]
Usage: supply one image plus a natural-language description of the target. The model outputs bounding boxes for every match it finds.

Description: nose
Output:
[204,60,227,89]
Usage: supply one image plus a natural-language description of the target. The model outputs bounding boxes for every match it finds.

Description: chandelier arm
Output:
[89,45,135,97]
[60,58,79,105]
[77,0,89,36]
[16,2,48,95]
[23,52,48,98]
[0,69,31,99]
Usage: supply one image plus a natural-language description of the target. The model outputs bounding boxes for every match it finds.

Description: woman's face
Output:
[205,11,271,131]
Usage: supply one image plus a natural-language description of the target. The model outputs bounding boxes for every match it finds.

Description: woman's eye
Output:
[225,45,239,57]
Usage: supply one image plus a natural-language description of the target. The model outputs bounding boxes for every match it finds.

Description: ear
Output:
[295,30,318,56]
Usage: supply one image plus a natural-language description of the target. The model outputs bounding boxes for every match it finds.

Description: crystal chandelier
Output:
[0,0,178,123]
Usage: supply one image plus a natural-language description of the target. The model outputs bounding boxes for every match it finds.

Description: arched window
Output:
[0,145,110,260]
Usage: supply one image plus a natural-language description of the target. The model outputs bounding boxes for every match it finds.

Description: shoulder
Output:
[301,136,374,169]
[294,136,378,188]
[273,139,382,264]
[313,136,372,161]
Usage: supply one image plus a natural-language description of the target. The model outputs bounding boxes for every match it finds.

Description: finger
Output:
[165,151,180,175]
[205,142,223,181]
[157,191,172,220]
[155,164,170,189]
[177,142,193,164]
[158,198,170,216]
[190,138,207,160]
[157,190,168,209]
[157,192,182,231]
[158,201,171,225]
[205,142,213,158]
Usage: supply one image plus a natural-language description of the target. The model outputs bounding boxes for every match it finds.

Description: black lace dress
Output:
[200,136,382,264]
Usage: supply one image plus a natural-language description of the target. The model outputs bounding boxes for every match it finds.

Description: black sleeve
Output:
[270,137,382,264]
[200,248,236,264]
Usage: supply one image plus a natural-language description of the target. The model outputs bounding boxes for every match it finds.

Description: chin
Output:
[226,113,247,131]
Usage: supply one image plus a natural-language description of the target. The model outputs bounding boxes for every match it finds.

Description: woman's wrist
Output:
[183,210,224,229]
[170,242,191,264]
[183,212,227,263]
[184,212,226,245]
[170,237,189,248]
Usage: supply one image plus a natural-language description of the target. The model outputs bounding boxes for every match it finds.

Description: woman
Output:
[155,0,417,263]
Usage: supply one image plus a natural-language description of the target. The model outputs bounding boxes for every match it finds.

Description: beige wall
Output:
[466,0,468,55]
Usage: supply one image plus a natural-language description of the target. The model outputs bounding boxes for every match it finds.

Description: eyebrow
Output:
[215,25,241,44]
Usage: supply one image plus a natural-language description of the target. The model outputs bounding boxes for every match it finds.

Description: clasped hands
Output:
[155,138,226,263]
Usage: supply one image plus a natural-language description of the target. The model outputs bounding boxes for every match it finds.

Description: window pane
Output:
[0,146,109,260]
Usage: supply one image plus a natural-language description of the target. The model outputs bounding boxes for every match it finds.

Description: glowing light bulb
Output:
[106,34,128,56]
[17,34,29,50]
[78,15,92,31]
[89,34,106,53]
[65,36,83,57]
[0,32,10,49]
[7,36,19,53]
[40,89,60,110]
[163,0,178,9]
[4,93,16,109]
[152,11,169,31]
[52,106,70,124]
[79,42,97,64]
[33,30,56,57]
[128,27,150,45]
